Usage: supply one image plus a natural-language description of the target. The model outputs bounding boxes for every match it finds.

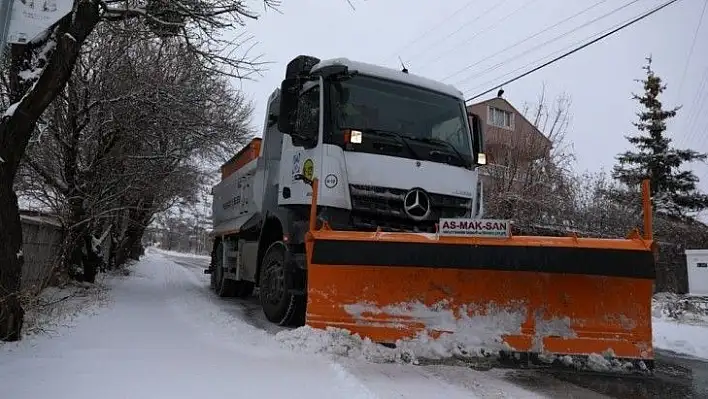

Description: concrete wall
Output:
[20,213,63,294]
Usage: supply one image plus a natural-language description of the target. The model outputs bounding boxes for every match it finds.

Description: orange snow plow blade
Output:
[303,179,657,371]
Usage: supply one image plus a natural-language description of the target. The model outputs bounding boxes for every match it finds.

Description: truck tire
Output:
[210,243,219,291]
[259,241,305,326]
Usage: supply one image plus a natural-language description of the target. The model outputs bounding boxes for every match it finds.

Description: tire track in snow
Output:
[155,252,379,398]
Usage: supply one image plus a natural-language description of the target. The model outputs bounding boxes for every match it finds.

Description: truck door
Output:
[279,81,322,207]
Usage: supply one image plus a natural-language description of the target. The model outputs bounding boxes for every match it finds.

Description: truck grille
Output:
[348,184,472,233]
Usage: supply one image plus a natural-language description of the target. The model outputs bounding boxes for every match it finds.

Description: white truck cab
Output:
[273,56,486,233]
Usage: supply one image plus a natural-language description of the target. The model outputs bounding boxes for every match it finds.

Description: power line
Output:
[461,34,596,98]
[678,67,708,147]
[459,20,626,98]
[452,0,641,89]
[464,0,683,103]
[676,0,707,99]
[680,67,708,137]
[404,0,513,65]
[385,0,478,64]
[440,0,610,82]
[416,0,541,69]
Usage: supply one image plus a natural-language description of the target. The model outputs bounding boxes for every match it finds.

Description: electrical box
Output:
[684,249,708,295]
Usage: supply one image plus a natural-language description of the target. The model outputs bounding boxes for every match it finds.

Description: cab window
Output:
[295,85,320,142]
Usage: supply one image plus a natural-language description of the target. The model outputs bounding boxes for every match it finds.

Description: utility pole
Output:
[0,0,14,63]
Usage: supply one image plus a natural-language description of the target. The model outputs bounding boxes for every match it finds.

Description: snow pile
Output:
[276,300,527,364]
[652,292,708,325]
[583,351,646,373]
[0,279,112,351]
[276,326,412,363]
[529,349,648,374]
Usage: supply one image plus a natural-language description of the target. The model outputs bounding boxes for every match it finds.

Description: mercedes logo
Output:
[403,188,431,221]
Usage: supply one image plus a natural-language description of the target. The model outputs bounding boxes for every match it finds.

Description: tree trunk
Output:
[0,178,25,341]
[82,233,100,284]
[115,197,155,267]
[127,221,149,261]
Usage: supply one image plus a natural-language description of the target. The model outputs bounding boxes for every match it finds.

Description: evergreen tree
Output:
[611,56,708,217]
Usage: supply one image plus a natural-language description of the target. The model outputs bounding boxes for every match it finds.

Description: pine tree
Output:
[611,56,708,217]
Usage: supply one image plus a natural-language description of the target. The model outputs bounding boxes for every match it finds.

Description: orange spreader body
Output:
[304,229,656,364]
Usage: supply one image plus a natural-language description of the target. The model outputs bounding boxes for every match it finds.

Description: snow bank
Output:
[0,279,112,353]
[276,300,528,365]
[653,319,708,360]
[652,292,708,325]
[652,292,708,360]
[276,299,656,374]
[151,247,211,260]
[22,280,111,337]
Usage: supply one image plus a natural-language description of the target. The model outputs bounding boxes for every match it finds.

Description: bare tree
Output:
[482,86,576,227]
[1,1,269,340]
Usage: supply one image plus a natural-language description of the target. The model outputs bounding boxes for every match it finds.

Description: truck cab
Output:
[271,55,486,234]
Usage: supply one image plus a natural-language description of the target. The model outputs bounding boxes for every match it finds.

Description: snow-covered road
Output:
[1,250,707,399]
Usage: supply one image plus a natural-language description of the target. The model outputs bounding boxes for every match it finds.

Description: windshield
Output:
[330,74,473,167]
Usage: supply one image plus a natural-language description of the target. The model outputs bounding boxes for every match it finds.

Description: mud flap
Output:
[304,230,656,368]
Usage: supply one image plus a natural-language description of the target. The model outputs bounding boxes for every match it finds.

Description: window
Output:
[431,116,467,153]
[295,85,320,140]
[331,75,472,167]
[488,106,513,129]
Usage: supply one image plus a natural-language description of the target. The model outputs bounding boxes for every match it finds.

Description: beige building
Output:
[467,93,551,193]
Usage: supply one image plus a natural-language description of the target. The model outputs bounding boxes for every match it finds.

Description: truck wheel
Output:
[259,241,305,326]
[210,241,221,291]
[213,241,240,298]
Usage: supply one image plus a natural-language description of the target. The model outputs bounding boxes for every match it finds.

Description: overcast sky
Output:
[234,0,707,196]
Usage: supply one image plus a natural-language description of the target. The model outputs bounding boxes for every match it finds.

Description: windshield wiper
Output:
[354,128,423,161]
[403,136,469,167]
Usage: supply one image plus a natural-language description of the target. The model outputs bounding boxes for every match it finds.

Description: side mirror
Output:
[468,112,486,165]
[278,78,299,134]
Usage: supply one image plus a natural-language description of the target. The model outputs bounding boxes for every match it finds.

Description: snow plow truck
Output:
[207,55,657,372]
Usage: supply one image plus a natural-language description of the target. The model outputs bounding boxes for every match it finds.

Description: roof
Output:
[311,57,465,100]
[468,97,552,145]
